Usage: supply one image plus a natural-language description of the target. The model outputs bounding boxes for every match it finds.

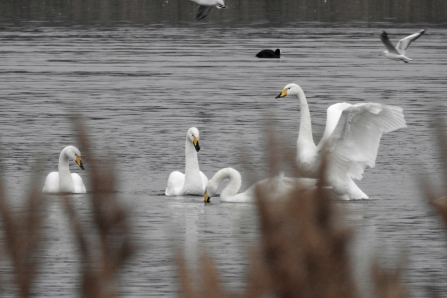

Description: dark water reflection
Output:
[1,24,447,297]
[0,0,447,24]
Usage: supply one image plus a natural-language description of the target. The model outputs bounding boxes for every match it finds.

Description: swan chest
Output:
[296,148,319,178]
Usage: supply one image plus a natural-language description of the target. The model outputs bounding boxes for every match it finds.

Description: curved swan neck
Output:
[296,88,315,147]
[212,168,241,199]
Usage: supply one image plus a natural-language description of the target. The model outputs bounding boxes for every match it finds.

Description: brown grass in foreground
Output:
[60,118,135,298]
[2,119,447,297]
[177,128,408,298]
[0,118,134,297]
[0,166,45,298]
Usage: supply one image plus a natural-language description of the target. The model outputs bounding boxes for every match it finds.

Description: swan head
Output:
[203,177,220,203]
[64,145,85,170]
[275,83,302,98]
[215,0,226,8]
[203,180,218,203]
[203,168,241,203]
[187,127,201,152]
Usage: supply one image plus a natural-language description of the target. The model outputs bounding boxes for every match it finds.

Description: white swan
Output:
[165,127,208,196]
[204,167,318,203]
[42,145,86,194]
[380,29,425,63]
[276,83,407,200]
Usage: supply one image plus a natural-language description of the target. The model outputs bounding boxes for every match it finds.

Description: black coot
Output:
[256,49,281,58]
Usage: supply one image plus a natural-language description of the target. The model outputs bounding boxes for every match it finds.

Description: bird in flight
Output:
[190,0,226,21]
[380,29,425,63]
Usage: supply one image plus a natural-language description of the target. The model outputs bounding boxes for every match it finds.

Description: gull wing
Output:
[396,29,425,54]
[318,103,406,180]
[380,31,399,54]
[196,5,213,21]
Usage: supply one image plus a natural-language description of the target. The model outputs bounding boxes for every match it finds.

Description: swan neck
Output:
[184,137,201,180]
[58,148,74,192]
[296,90,314,146]
[58,150,71,177]
[214,169,241,199]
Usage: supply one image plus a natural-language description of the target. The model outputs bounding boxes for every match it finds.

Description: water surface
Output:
[0,24,447,297]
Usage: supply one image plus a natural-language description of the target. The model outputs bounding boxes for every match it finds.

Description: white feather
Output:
[277,83,406,200]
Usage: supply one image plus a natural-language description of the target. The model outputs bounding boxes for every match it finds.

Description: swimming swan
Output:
[276,83,407,200]
[165,127,208,196]
[42,145,86,194]
[204,167,317,203]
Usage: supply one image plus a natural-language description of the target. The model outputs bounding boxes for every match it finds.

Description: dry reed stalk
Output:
[371,260,408,298]
[176,249,232,298]
[177,125,408,298]
[251,141,359,298]
[0,164,46,298]
[60,118,135,298]
[423,118,447,227]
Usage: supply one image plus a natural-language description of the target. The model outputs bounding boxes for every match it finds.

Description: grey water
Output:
[1,23,447,297]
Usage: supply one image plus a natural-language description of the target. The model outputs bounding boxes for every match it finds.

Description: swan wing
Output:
[320,103,406,180]
[380,31,399,54]
[165,171,185,196]
[317,102,352,150]
[396,29,425,54]
[42,172,60,193]
[71,173,87,193]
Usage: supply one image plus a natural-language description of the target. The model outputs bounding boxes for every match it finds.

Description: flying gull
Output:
[380,29,425,63]
[190,0,226,21]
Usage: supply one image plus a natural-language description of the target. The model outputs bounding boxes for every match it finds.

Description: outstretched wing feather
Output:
[319,103,406,180]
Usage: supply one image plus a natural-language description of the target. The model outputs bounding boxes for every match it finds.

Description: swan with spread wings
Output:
[276,83,407,200]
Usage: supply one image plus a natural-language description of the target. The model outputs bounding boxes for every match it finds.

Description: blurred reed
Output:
[0,117,135,297]
[2,119,447,297]
[176,125,409,298]
[0,162,45,298]
[60,118,135,298]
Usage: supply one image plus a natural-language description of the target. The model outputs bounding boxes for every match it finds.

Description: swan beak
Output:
[193,137,200,152]
[204,192,211,203]
[216,4,226,8]
[76,156,85,170]
[275,88,288,98]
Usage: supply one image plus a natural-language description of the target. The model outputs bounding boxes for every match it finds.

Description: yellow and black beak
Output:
[204,192,211,203]
[76,156,85,170]
[275,88,288,99]
[193,136,200,152]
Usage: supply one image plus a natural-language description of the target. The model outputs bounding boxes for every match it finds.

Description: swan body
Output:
[165,127,208,196]
[204,168,317,203]
[380,29,425,63]
[42,146,86,194]
[276,83,407,200]
[190,0,226,21]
